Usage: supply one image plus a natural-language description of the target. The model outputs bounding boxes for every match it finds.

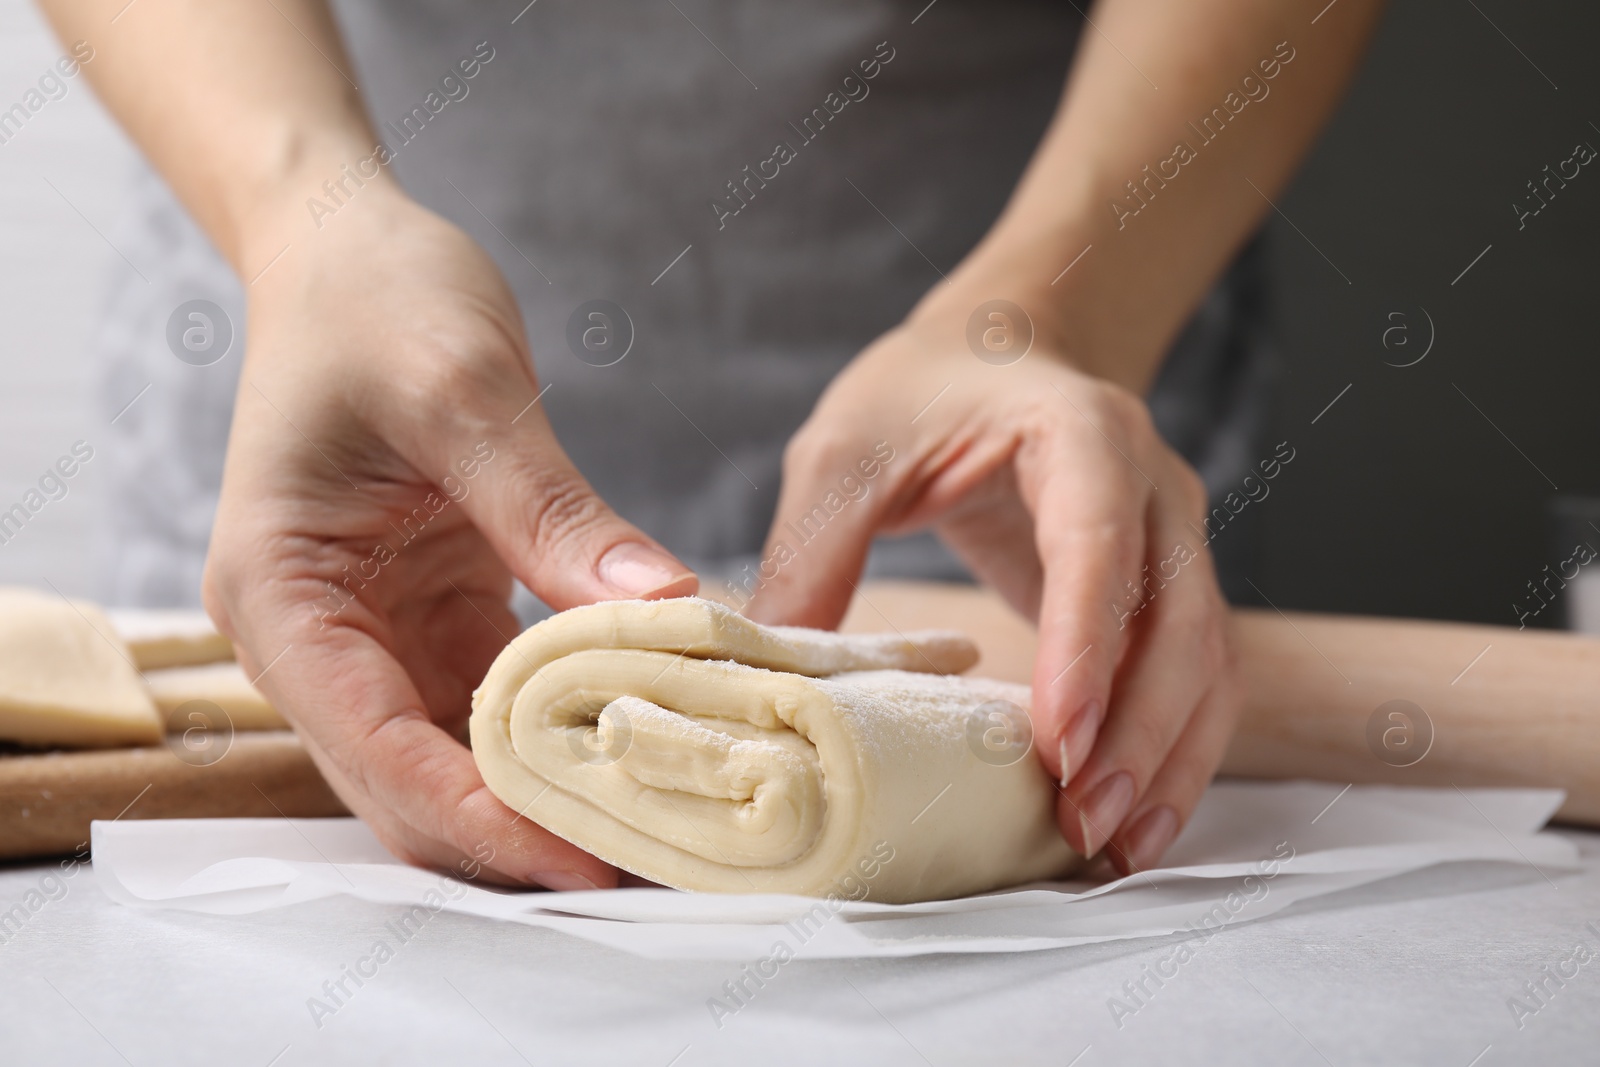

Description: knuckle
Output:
[449,785,508,846]
[338,712,397,801]
[1067,515,1124,550]
[1165,573,1218,636]
[522,474,609,558]
[200,527,287,644]
[414,347,492,405]
[1210,620,1243,693]
[782,417,841,476]
[1197,616,1229,677]
[201,525,249,584]
[199,575,223,617]
[1094,384,1153,440]
[1175,466,1209,514]
[199,560,238,642]
[1203,604,1235,671]
[779,426,813,473]
[1155,576,1231,679]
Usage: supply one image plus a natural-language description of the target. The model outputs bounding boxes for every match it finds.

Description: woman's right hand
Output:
[203,187,698,888]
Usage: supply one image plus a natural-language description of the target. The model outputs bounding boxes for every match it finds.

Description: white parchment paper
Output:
[92,781,1577,960]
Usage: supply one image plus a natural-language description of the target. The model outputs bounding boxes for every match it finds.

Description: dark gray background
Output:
[1246,0,1600,627]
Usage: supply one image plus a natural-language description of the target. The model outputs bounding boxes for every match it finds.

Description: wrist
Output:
[231,124,406,278]
[903,259,1108,382]
[904,228,1166,393]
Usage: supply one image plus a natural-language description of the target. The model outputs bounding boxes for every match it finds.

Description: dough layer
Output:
[0,588,162,748]
[470,598,1077,902]
[106,608,234,670]
[145,662,286,732]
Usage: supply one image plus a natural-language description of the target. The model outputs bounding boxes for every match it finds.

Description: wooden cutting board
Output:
[0,731,346,860]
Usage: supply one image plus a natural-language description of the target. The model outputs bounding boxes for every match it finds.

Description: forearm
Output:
[914,0,1384,391]
[36,0,384,273]
[1227,610,1600,824]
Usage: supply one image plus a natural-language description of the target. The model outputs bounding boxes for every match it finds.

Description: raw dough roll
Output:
[470,598,1077,902]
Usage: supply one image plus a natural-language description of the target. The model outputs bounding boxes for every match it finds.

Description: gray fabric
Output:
[1151,236,1274,605]
[91,0,1269,608]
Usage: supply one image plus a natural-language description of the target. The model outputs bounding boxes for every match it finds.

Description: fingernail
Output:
[1057,700,1104,788]
[535,870,598,892]
[1077,771,1135,859]
[1120,805,1179,873]
[598,542,694,598]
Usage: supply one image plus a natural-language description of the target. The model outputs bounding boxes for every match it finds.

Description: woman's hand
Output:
[746,307,1240,875]
[203,190,697,888]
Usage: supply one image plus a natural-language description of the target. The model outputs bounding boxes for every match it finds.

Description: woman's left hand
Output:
[745,305,1240,874]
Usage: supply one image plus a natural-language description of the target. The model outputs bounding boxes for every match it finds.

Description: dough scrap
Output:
[0,588,163,748]
[471,597,1077,902]
[106,608,234,670]
[145,662,286,732]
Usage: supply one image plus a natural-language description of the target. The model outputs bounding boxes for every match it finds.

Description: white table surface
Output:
[2,832,1598,1067]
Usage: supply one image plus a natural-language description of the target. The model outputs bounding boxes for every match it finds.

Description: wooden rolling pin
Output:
[8,583,1589,860]
[1227,609,1600,824]
[0,731,346,860]
[842,582,1600,824]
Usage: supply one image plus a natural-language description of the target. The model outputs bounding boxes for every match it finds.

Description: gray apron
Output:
[92,0,1270,613]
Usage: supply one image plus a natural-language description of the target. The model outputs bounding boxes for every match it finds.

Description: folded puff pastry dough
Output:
[145,662,287,732]
[105,608,235,670]
[470,598,1077,902]
[0,588,163,748]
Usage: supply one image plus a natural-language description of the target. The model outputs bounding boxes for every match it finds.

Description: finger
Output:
[399,384,697,611]
[1106,674,1240,876]
[241,597,617,891]
[1058,495,1226,858]
[1020,410,1155,787]
[346,790,560,889]
[304,733,602,888]
[742,430,899,628]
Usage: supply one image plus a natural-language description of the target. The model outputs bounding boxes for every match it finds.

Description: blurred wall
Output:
[0,0,135,598]
[0,0,1595,623]
[1251,1,1600,627]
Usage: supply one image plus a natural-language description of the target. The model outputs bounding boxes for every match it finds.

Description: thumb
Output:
[434,406,697,611]
[743,435,898,628]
